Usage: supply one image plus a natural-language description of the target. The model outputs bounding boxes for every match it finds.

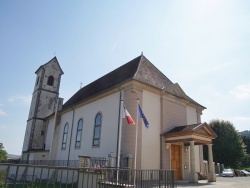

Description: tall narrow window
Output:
[62,123,69,149]
[47,76,54,86]
[36,76,40,86]
[75,119,83,148]
[93,113,102,147]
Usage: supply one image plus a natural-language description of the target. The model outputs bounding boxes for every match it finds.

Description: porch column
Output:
[189,141,198,183]
[208,144,216,182]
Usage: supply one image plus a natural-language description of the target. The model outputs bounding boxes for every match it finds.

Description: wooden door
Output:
[171,144,181,180]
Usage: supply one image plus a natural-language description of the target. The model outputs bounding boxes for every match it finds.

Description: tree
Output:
[0,143,7,162]
[241,135,250,167]
[204,120,247,169]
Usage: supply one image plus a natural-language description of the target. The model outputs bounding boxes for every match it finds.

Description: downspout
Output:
[160,89,164,169]
[67,107,75,166]
[160,135,163,169]
[116,89,122,168]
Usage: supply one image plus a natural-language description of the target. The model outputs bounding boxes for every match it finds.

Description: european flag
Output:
[138,104,149,128]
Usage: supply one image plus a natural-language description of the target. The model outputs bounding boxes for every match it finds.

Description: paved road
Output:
[177,176,250,187]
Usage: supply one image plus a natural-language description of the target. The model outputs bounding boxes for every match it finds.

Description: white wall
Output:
[186,106,197,125]
[29,152,49,160]
[45,119,55,150]
[141,90,161,169]
[54,111,74,160]
[54,92,120,161]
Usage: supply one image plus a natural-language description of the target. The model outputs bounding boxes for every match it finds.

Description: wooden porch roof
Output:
[162,122,217,145]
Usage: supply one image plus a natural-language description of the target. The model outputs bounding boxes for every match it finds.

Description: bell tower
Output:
[22,57,63,159]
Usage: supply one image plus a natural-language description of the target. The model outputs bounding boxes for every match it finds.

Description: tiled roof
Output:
[165,124,201,134]
[62,55,142,109]
[163,123,217,139]
[62,54,203,110]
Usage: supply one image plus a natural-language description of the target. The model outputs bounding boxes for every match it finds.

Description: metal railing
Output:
[0,163,176,188]
[2,158,107,167]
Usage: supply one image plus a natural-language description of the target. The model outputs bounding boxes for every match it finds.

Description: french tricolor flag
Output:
[123,105,135,125]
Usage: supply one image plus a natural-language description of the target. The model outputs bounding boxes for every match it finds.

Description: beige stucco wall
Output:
[121,89,142,169]
[162,98,187,169]
[162,98,187,131]
[195,145,200,172]
[141,90,161,169]
[160,96,204,180]
[186,106,197,125]
[182,145,190,179]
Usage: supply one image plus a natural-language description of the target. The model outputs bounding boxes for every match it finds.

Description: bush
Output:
[198,172,207,180]
[0,170,6,187]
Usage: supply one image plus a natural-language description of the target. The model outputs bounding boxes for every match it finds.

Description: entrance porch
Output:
[162,122,217,183]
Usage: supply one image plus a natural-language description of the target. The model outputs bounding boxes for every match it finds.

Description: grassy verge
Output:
[7,183,77,188]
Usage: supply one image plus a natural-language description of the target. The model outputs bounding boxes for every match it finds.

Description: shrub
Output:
[0,170,6,187]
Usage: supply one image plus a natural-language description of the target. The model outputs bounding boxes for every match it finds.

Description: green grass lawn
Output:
[6,183,77,188]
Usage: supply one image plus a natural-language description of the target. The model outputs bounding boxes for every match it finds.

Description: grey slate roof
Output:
[62,54,203,110]
[63,55,141,109]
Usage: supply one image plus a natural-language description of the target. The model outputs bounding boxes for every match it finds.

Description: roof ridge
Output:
[133,53,144,78]
[62,55,142,109]
[35,56,64,74]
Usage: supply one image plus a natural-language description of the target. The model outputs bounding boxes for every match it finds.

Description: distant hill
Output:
[7,154,21,160]
[239,130,250,137]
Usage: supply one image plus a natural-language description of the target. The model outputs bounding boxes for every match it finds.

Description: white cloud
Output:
[230,83,250,100]
[0,109,7,116]
[0,103,7,116]
[190,0,224,20]
[0,105,7,116]
[230,116,250,122]
[8,95,32,105]
[227,116,250,132]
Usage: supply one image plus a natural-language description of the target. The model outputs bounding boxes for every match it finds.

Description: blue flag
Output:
[138,104,149,128]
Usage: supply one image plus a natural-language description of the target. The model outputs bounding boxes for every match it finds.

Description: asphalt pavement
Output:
[176,176,250,187]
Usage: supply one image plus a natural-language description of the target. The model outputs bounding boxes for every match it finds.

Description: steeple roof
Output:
[62,54,204,110]
[35,56,64,75]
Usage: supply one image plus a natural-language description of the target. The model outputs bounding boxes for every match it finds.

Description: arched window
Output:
[93,113,102,147]
[75,119,83,148]
[47,76,54,86]
[62,123,69,149]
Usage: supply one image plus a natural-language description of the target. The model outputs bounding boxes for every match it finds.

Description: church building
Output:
[22,54,217,182]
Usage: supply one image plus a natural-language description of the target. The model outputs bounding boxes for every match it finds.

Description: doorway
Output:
[171,144,181,180]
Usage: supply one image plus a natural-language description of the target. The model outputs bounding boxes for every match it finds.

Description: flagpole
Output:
[134,98,139,185]
[117,98,123,183]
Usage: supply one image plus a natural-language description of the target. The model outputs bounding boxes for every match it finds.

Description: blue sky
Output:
[0,0,249,155]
